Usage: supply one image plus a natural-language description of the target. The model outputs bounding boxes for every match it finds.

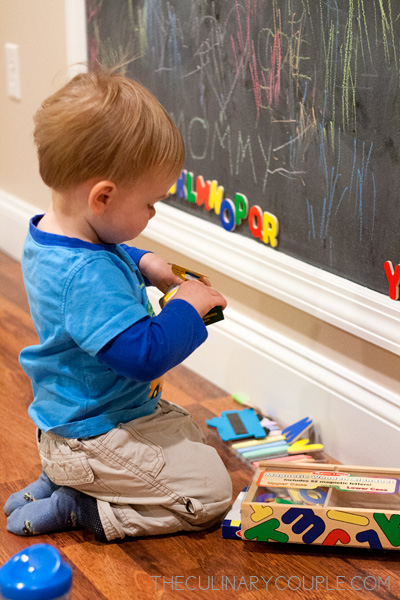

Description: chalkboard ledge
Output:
[2,188,397,356]
[144,203,400,356]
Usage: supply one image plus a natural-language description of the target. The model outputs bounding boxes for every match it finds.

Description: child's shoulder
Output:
[24,216,121,281]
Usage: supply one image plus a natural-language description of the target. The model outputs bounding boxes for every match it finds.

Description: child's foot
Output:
[6,487,107,542]
[4,471,60,516]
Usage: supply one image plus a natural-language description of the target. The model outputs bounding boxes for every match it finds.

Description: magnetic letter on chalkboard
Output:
[234,193,249,226]
[249,205,263,240]
[220,198,236,232]
[263,212,279,248]
[196,176,210,209]
[208,180,224,215]
[175,170,187,199]
[186,172,196,203]
[384,261,400,300]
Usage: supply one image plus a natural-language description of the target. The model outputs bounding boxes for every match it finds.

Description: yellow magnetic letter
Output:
[208,180,225,215]
[263,211,279,247]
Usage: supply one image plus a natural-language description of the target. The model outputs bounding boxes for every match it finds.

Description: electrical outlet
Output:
[5,43,22,100]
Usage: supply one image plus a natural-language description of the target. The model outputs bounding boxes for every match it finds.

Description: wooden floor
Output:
[1,250,399,600]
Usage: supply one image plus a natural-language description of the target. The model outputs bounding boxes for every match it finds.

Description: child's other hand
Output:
[172,279,227,318]
[195,275,211,287]
[138,253,182,293]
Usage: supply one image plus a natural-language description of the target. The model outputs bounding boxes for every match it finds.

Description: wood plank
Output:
[0,252,30,313]
[63,543,165,600]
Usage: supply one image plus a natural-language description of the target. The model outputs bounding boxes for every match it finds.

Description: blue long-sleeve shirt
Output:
[20,216,207,439]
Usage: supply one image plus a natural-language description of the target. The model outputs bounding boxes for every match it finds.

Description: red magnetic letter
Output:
[384,261,400,300]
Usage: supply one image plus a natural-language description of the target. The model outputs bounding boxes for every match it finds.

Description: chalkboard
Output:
[86,0,400,295]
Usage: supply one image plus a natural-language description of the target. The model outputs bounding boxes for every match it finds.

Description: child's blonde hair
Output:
[33,70,185,190]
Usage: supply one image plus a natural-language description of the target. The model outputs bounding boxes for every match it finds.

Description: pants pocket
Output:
[85,421,166,480]
[38,434,95,486]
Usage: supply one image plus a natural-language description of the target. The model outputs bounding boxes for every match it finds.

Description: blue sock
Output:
[6,487,107,542]
[4,471,60,516]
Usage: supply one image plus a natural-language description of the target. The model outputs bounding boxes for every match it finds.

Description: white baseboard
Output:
[0,190,41,261]
[147,286,400,468]
[1,189,399,467]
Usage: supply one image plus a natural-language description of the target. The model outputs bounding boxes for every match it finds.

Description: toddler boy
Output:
[4,70,232,541]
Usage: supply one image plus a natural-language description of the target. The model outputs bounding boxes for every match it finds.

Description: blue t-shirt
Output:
[20,215,206,438]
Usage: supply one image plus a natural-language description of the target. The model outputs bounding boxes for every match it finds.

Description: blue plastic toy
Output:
[206,409,268,441]
[282,416,313,444]
[0,544,72,600]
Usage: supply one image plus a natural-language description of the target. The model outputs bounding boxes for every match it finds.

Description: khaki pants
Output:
[37,399,233,540]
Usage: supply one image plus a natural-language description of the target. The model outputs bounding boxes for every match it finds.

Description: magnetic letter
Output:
[384,261,400,300]
[168,182,177,195]
[220,198,236,232]
[263,211,279,247]
[175,170,187,199]
[299,488,327,505]
[282,417,313,445]
[186,172,196,203]
[248,205,263,240]
[208,180,225,215]
[196,175,210,209]
[234,193,249,226]
[288,439,324,454]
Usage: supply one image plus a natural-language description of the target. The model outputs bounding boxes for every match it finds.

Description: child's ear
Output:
[88,180,116,216]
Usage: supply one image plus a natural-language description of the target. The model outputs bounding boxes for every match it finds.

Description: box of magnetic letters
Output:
[241,462,400,549]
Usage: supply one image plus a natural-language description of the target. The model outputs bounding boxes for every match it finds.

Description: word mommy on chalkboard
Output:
[87,0,400,296]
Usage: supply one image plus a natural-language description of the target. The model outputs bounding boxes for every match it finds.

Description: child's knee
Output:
[203,451,232,505]
[189,492,232,531]
[192,466,233,525]
[211,474,233,515]
[213,468,233,509]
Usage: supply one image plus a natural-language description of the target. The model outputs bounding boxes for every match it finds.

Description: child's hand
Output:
[172,279,227,318]
[138,253,182,293]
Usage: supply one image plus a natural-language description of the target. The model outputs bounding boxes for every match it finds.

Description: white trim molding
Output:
[65,0,88,78]
[0,191,40,262]
[1,191,399,356]
[144,202,400,356]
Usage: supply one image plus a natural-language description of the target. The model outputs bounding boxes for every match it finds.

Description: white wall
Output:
[0,1,68,208]
[0,1,399,467]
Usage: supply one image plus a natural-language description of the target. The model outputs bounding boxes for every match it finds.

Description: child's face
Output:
[96,170,176,244]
